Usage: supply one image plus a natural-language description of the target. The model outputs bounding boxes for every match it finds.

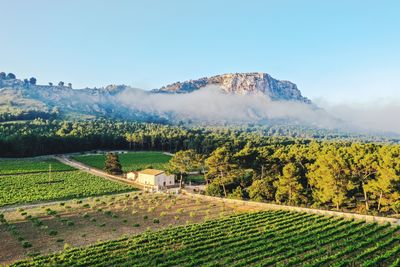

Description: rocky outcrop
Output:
[156,72,311,103]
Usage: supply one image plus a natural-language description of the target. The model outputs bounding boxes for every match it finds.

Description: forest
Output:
[1,119,399,215]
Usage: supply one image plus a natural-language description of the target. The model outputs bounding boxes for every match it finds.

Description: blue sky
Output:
[1,0,399,102]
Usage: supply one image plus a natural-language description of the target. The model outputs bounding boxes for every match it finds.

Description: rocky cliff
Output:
[156,72,311,103]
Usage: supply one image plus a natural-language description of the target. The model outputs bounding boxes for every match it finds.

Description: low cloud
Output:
[116,85,338,127]
[316,99,400,135]
[115,85,400,135]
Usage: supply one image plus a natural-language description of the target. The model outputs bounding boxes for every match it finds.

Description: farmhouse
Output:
[127,169,175,187]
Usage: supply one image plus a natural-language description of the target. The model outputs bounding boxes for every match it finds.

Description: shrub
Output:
[153,218,160,224]
[133,223,140,227]
[22,241,32,248]
[143,215,148,220]
[147,207,155,212]
[49,230,58,236]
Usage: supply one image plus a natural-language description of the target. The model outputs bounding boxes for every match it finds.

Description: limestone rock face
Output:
[156,72,311,103]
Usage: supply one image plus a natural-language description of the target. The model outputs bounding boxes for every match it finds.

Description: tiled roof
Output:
[138,169,165,176]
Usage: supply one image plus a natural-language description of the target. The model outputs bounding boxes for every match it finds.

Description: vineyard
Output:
[0,158,75,175]
[72,152,172,172]
[0,170,134,207]
[0,193,254,264]
[10,210,400,267]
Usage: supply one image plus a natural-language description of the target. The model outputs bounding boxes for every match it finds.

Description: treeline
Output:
[198,142,400,216]
[0,110,59,122]
[0,119,294,157]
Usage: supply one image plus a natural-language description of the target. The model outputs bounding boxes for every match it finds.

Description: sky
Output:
[1,0,400,103]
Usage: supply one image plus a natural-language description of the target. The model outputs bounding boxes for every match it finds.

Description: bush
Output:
[205,183,223,197]
[153,218,160,224]
[22,241,32,248]
[49,230,58,236]
[133,223,140,227]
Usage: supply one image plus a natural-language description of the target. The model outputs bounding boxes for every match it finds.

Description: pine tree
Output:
[274,163,304,205]
[104,152,122,175]
[167,149,202,188]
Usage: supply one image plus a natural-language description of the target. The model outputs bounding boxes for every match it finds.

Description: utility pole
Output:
[49,163,52,181]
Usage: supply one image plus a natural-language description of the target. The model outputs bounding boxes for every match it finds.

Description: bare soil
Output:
[0,192,264,265]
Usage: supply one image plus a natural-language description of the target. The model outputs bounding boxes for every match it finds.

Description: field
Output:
[187,174,205,184]
[8,208,400,267]
[0,157,135,207]
[72,152,172,172]
[0,193,258,265]
[0,158,75,175]
[0,171,134,207]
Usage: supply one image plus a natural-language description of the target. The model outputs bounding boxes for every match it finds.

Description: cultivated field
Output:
[0,158,74,175]
[0,158,135,207]
[72,152,172,172]
[0,192,258,265]
[8,208,400,267]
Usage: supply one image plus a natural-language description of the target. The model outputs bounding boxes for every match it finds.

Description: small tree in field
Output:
[104,153,122,175]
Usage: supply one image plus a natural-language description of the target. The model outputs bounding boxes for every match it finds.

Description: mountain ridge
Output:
[0,72,313,123]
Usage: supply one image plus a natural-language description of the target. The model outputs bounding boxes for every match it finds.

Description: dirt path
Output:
[0,191,135,213]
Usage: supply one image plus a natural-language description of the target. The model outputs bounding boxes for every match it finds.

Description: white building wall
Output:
[154,173,175,187]
[127,172,136,180]
[137,173,157,185]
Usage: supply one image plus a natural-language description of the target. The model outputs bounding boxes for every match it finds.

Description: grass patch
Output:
[72,152,171,172]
